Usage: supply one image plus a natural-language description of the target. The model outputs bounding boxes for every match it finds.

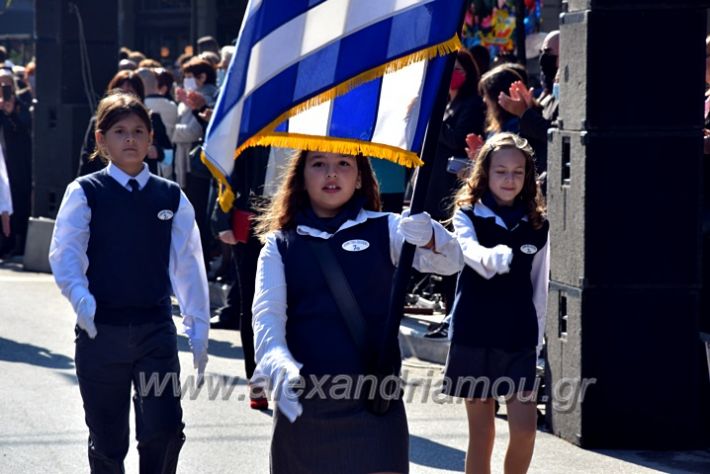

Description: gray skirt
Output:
[442,344,537,399]
[271,396,409,474]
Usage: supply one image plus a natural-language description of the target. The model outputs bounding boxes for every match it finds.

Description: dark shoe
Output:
[424,321,449,339]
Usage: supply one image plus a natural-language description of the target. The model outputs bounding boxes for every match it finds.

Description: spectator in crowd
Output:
[0,130,12,245]
[181,57,219,107]
[118,46,131,60]
[172,59,216,271]
[172,72,205,188]
[498,30,560,177]
[139,58,162,69]
[138,67,178,180]
[12,64,33,111]
[0,69,32,257]
[423,49,485,223]
[22,61,35,99]
[469,44,491,77]
[478,63,529,137]
[0,46,12,71]
[197,36,220,55]
[157,68,176,101]
[175,52,193,69]
[118,59,137,71]
[216,45,235,88]
[128,50,146,65]
[199,51,220,68]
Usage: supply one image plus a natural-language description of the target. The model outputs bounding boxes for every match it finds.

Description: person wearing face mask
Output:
[497,30,560,185]
[422,49,485,224]
[0,69,31,258]
[416,49,485,330]
[216,45,235,89]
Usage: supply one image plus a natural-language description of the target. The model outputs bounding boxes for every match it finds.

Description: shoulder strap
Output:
[306,238,368,355]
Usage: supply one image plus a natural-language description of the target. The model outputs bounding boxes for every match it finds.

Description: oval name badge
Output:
[520,244,538,255]
[157,209,174,221]
[342,239,370,252]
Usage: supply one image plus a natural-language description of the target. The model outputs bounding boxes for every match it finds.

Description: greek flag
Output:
[203,0,465,210]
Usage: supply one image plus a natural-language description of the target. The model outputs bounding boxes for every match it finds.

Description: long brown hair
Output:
[453,132,546,229]
[478,63,527,134]
[255,150,382,242]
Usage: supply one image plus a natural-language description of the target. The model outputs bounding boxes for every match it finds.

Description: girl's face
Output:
[303,151,361,218]
[96,113,151,176]
[487,147,526,206]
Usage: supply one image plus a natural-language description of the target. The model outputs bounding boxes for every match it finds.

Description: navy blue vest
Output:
[450,207,549,351]
[78,169,181,325]
[276,215,397,375]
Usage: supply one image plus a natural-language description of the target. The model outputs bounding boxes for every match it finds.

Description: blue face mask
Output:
[216,69,226,87]
[552,83,560,101]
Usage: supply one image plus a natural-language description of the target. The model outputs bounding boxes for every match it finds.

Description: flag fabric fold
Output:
[203,0,465,211]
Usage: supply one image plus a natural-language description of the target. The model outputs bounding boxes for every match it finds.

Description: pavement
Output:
[1,259,710,473]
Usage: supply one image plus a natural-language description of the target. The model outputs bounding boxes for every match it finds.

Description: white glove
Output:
[398,212,434,247]
[272,362,303,422]
[484,245,513,274]
[76,295,97,339]
[189,338,208,384]
[251,347,303,422]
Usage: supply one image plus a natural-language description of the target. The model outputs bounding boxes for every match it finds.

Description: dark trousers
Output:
[237,229,263,379]
[217,249,241,325]
[185,173,213,270]
[74,320,185,474]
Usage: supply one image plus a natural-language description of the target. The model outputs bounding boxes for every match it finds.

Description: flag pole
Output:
[375,2,470,378]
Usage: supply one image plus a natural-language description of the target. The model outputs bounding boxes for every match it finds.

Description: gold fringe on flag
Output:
[253,133,425,168]
[234,33,462,163]
[201,151,236,212]
[211,33,462,212]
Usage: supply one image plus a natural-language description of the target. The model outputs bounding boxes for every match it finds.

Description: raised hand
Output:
[465,133,484,160]
[498,80,533,117]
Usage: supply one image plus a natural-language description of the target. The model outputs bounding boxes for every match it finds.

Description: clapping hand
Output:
[186,90,206,111]
[498,80,534,118]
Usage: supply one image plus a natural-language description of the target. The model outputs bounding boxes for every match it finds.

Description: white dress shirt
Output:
[0,144,11,214]
[251,209,465,382]
[48,162,210,343]
[453,202,550,354]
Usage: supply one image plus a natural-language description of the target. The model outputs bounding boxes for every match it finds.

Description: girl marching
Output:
[49,91,210,473]
[251,150,463,474]
[443,132,549,474]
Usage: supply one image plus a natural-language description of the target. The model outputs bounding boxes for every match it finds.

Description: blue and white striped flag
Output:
[203,0,465,210]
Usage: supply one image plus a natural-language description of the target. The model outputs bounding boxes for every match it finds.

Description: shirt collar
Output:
[473,200,528,230]
[296,209,389,239]
[107,162,150,190]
